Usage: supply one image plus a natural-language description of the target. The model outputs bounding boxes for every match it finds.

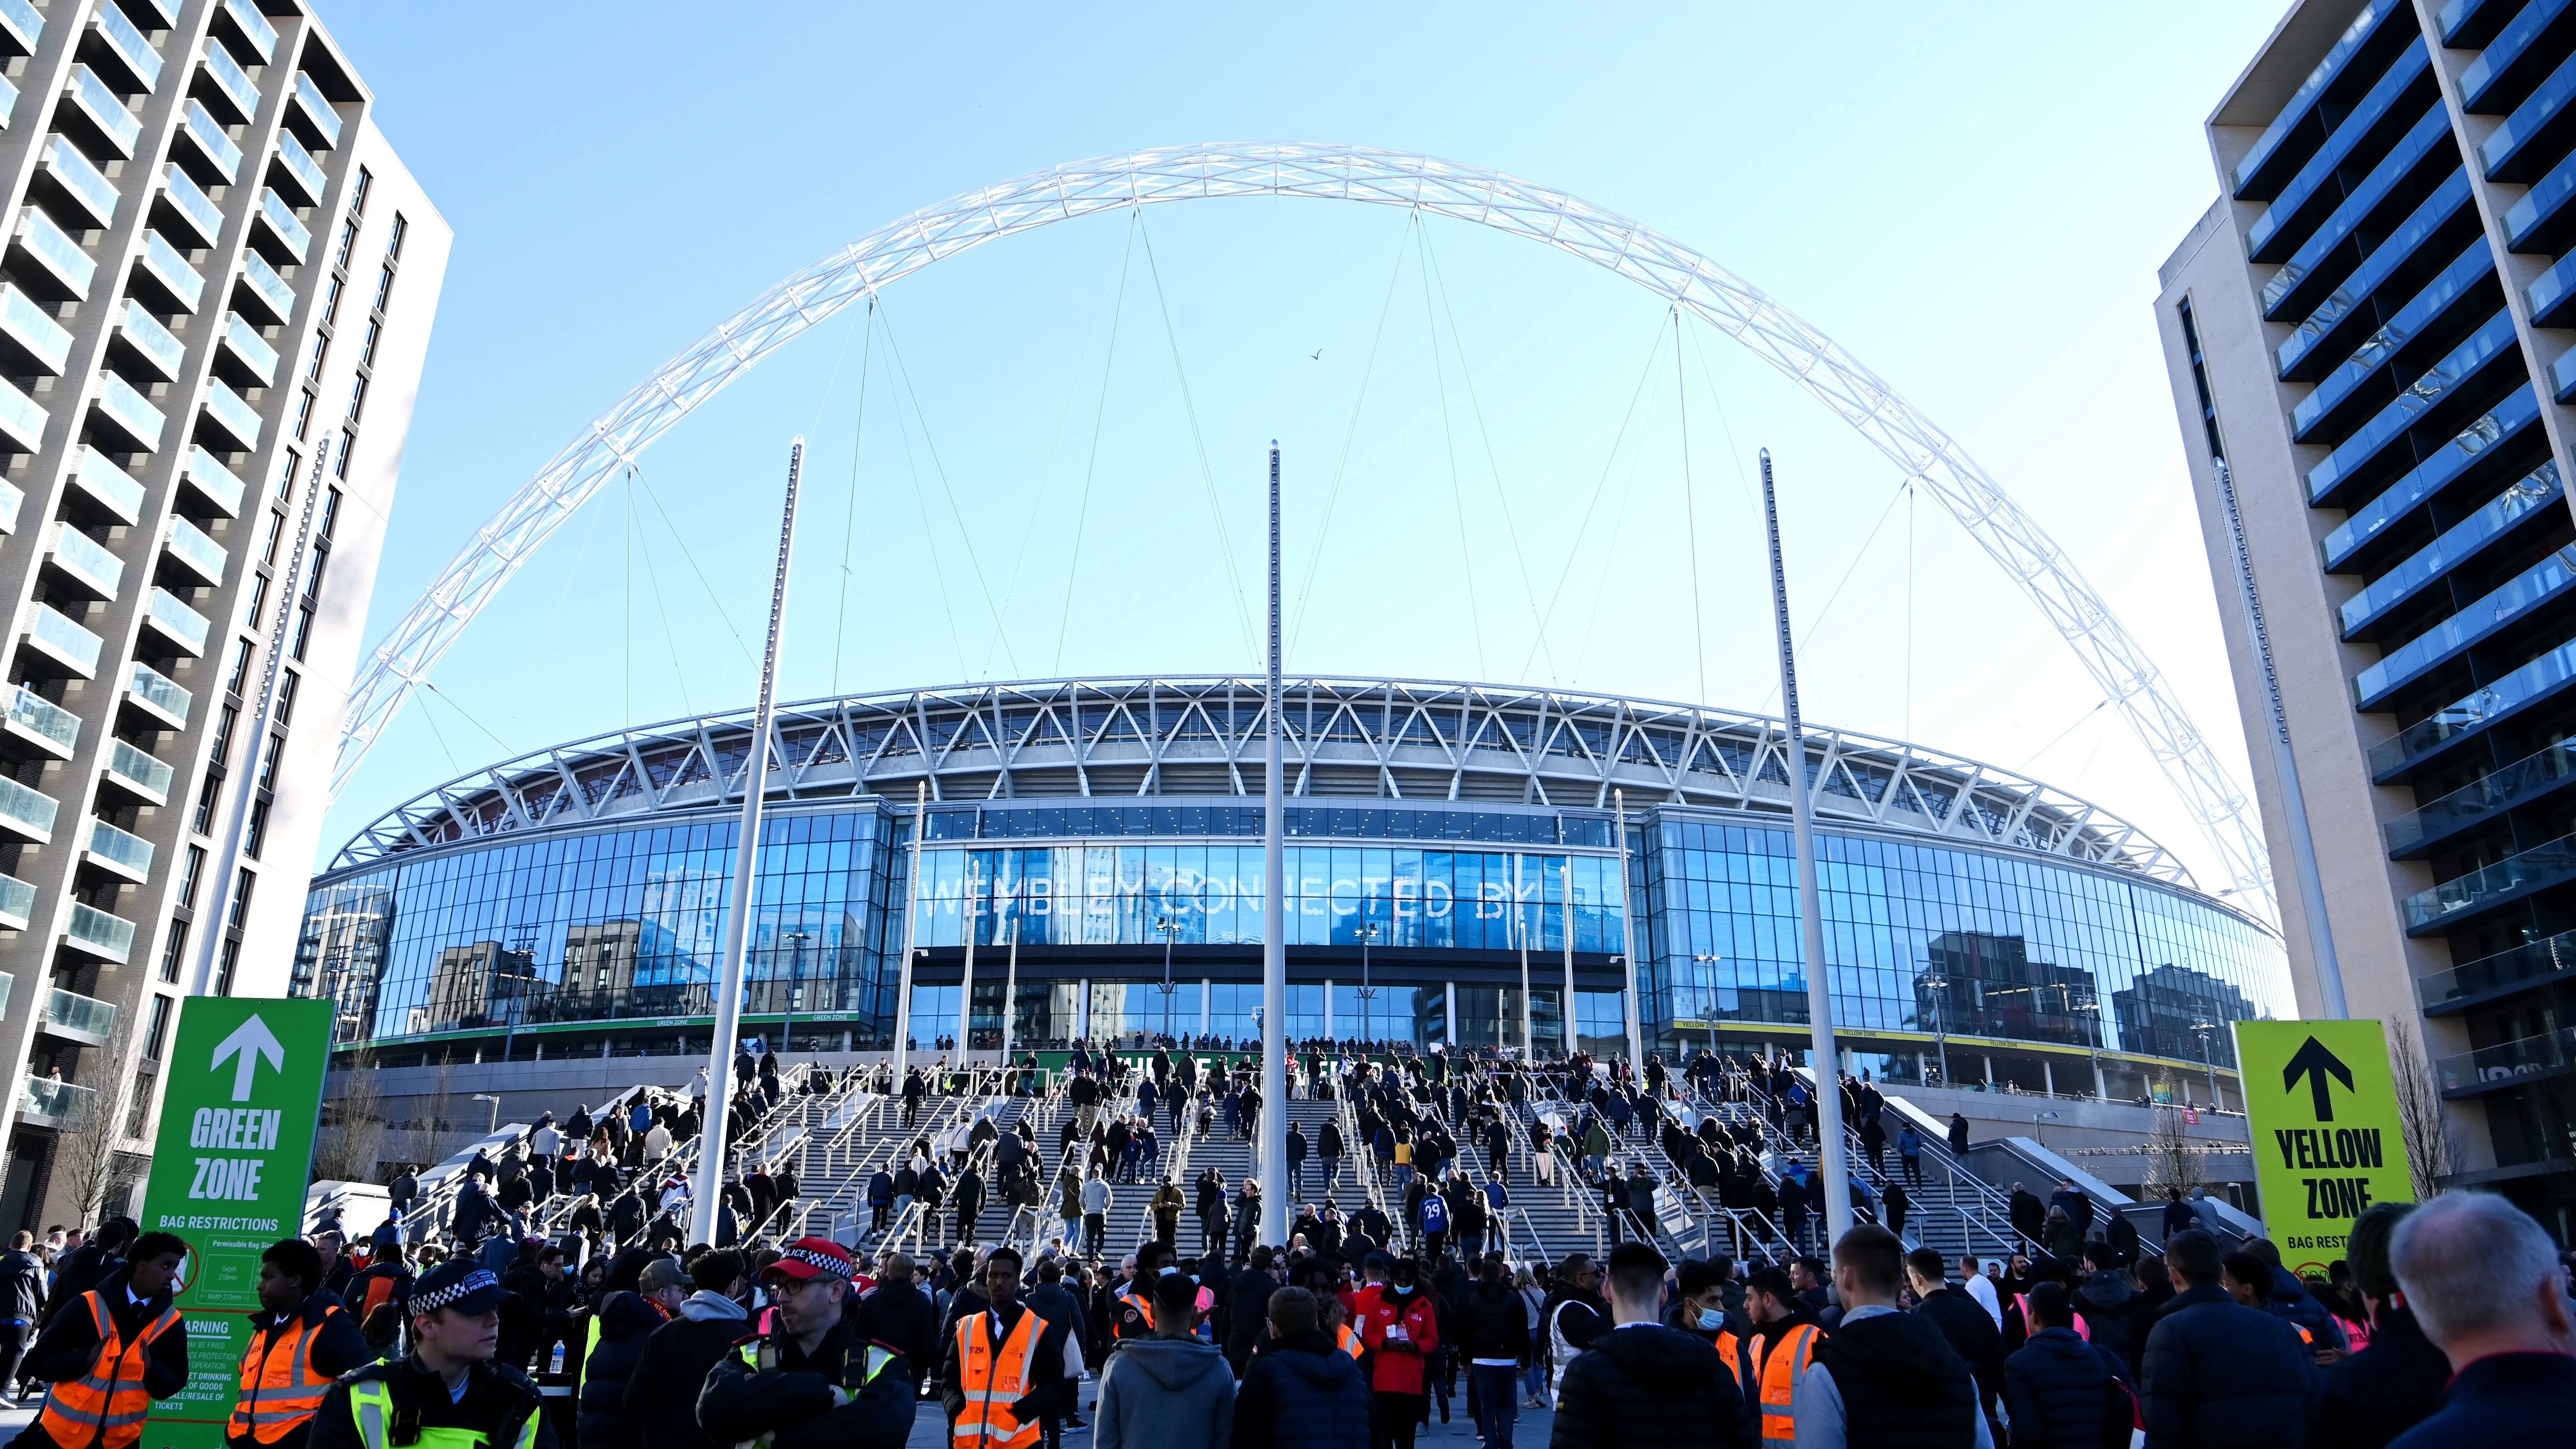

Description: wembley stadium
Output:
[295,675,2288,1101]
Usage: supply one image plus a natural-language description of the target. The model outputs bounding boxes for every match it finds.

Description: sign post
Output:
[2232,1019,2415,1274]
[136,997,334,1449]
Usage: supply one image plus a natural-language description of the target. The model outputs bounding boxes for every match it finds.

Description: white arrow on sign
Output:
[211,1015,285,1102]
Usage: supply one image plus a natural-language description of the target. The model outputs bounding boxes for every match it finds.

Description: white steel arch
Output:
[333,142,2275,916]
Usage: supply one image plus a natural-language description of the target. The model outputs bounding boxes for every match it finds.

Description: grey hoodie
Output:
[679,1289,747,1324]
[1096,1334,1235,1449]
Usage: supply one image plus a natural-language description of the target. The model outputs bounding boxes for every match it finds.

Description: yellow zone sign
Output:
[2232,1018,2415,1274]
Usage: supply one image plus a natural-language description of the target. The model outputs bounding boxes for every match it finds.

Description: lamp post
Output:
[1157,916,1183,1045]
[1692,953,1724,1061]
[2191,1020,2221,1110]
[1354,922,1380,1053]
[471,1094,500,1135]
[781,930,809,1059]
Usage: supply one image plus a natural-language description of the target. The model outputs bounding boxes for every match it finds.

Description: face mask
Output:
[1159,1266,1180,1276]
[1697,1308,1725,1332]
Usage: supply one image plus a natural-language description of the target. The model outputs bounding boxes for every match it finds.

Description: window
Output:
[351,167,372,214]
[215,937,240,996]
[225,639,255,696]
[334,427,353,478]
[319,487,342,539]
[344,375,366,422]
[239,573,267,628]
[257,733,282,789]
[373,266,393,310]
[260,510,285,566]
[291,605,312,660]
[142,995,171,1060]
[388,213,407,258]
[209,705,237,766]
[178,844,205,908]
[304,332,327,381]
[322,274,342,326]
[245,799,269,858]
[124,1070,156,1139]
[359,319,379,367]
[292,388,314,440]
[192,774,219,834]
[334,218,357,269]
[274,669,299,725]
[273,448,299,503]
[156,920,187,983]
[227,867,255,930]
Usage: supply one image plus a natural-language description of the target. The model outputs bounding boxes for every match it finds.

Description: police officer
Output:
[10,1229,187,1449]
[306,1260,553,1449]
[228,1239,371,1449]
[696,1238,913,1449]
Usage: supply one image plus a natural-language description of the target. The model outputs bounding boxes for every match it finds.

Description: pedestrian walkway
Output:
[898,1372,1556,1447]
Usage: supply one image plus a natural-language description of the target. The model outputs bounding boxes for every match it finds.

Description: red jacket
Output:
[1358,1285,1440,1395]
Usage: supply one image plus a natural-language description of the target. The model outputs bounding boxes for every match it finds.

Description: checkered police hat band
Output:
[414,1270,498,1312]
[783,1245,850,1280]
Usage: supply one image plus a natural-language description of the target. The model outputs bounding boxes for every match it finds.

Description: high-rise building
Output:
[2157,0,2576,1235]
[0,0,446,1228]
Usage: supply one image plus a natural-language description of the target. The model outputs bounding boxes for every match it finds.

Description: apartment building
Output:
[2157,0,2576,1237]
[0,0,445,1228]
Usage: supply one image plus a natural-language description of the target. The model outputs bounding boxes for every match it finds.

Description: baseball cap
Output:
[638,1258,687,1295]
[410,1261,508,1315]
[765,1237,855,1283]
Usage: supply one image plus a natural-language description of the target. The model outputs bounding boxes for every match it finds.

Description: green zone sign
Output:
[2233,1018,2415,1273]
[136,997,334,1449]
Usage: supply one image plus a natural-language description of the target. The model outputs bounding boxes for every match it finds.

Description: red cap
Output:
[767,1237,855,1282]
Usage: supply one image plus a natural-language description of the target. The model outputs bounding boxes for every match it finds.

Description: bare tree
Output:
[313,1048,389,1183]
[408,1059,458,1168]
[2141,1097,2205,1201]
[2387,1016,2454,1199]
[55,1033,137,1228]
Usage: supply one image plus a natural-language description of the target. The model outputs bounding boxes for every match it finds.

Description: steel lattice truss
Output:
[325,675,2199,897]
[331,142,2273,916]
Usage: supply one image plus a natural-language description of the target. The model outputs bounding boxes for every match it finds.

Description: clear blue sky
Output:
[314,0,2287,892]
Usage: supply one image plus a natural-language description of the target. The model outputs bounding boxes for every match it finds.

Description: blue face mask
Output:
[1697,1308,1725,1332]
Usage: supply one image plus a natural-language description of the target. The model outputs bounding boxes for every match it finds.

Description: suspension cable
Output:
[1416,223,1487,678]
[1135,209,1260,666]
[1673,305,1707,705]
[1292,211,1417,656]
[876,296,1020,675]
[1522,316,1669,681]
[1055,210,1140,675]
[833,298,879,697]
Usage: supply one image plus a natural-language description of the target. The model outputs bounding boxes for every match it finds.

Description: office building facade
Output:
[2157,0,2576,1235]
[0,0,446,1227]
[297,677,2287,1114]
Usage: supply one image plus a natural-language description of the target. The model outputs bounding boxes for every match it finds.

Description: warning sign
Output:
[2233,1019,2415,1273]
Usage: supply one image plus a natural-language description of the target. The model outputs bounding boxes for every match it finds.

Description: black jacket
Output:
[0,1250,44,1324]
[855,1281,939,1369]
[229,1292,373,1449]
[2138,1285,2315,1449]
[21,1268,188,1421]
[1457,1281,1530,1365]
[2385,1351,2576,1449]
[1917,1285,2006,1421]
[1234,1330,1371,1449]
[2312,1307,2451,1449]
[309,1356,553,1449]
[2003,1327,2129,1449]
[698,1310,916,1449]
[2069,1271,2149,1381]
[576,1292,667,1449]
[626,1299,754,1449]
[1548,1321,1756,1449]
[1814,1308,1981,1449]
[1223,1270,1278,1374]
[38,1248,118,1327]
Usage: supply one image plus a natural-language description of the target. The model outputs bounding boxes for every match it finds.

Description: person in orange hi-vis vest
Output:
[12,1231,190,1449]
[1091,1269,1233,1449]
[940,1247,1065,1449]
[228,1240,373,1449]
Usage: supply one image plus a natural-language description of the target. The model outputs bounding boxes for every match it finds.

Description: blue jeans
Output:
[1472,1364,1518,1449]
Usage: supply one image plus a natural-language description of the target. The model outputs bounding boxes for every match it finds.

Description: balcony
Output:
[102,738,170,805]
[2293,242,2497,443]
[2505,147,2576,254]
[0,75,17,129]
[2389,740,2576,860]
[201,378,258,450]
[13,207,94,299]
[45,521,123,600]
[290,72,341,149]
[2346,464,2564,641]
[163,514,225,586]
[158,163,220,248]
[22,603,101,678]
[141,588,207,658]
[41,984,115,1045]
[91,372,165,452]
[254,190,308,262]
[2421,926,2576,1014]
[62,65,140,158]
[20,1075,95,1128]
[271,131,325,205]
[0,481,16,533]
[82,819,149,886]
[71,446,142,522]
[218,313,274,384]
[0,0,38,56]
[135,230,204,313]
[0,283,72,375]
[62,902,132,962]
[2404,830,2576,934]
[181,445,243,516]
[2281,171,2477,378]
[2307,310,2521,508]
[2246,44,2435,263]
[0,774,58,844]
[0,879,29,932]
[2438,1026,2576,1095]
[2232,1,2413,197]
[217,0,275,63]
[89,1,161,92]
[176,99,240,184]
[236,250,292,322]
[2262,110,2456,322]
[0,374,49,455]
[2482,50,2576,182]
[40,136,118,230]
[115,299,182,381]
[2462,0,2571,111]
[198,37,256,123]
[124,661,187,729]
[2355,546,2576,711]
[3,684,77,758]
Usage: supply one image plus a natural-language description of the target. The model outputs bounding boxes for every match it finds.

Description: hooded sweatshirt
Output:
[1550,1322,1754,1449]
[2070,1269,2145,1377]
[1096,1334,1236,1449]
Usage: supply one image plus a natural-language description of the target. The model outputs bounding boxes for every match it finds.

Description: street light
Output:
[2190,1020,2221,1110]
[471,1093,500,1135]
[1692,953,1724,1062]
[782,930,810,1058]
[1922,974,1951,1088]
[1156,916,1183,1045]
[1354,922,1381,1053]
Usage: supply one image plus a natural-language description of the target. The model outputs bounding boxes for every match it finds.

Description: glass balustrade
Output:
[19,1075,94,1126]
[64,903,131,961]
[183,445,244,516]
[15,206,95,297]
[0,480,18,534]
[46,521,121,596]
[90,1,161,91]
[273,131,326,204]
[160,163,221,246]
[144,588,207,656]
[94,372,165,451]
[0,0,40,55]
[2437,1025,2576,1093]
[292,72,342,148]
[84,818,150,879]
[117,299,182,379]
[164,514,225,582]
[220,312,276,382]
[64,65,139,156]
[139,230,204,313]
[180,99,240,182]
[220,0,276,62]
[0,282,72,374]
[2387,741,2576,857]
[203,378,258,448]
[257,190,309,261]
[239,250,293,320]
[26,603,100,675]
[199,37,256,120]
[2420,926,2576,1011]
[4,683,77,752]
[0,376,39,454]
[105,739,172,800]
[2403,831,2576,930]
[40,136,115,228]
[0,876,31,930]
[0,774,59,841]
[126,661,189,726]
[72,446,143,521]
[43,985,115,1041]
